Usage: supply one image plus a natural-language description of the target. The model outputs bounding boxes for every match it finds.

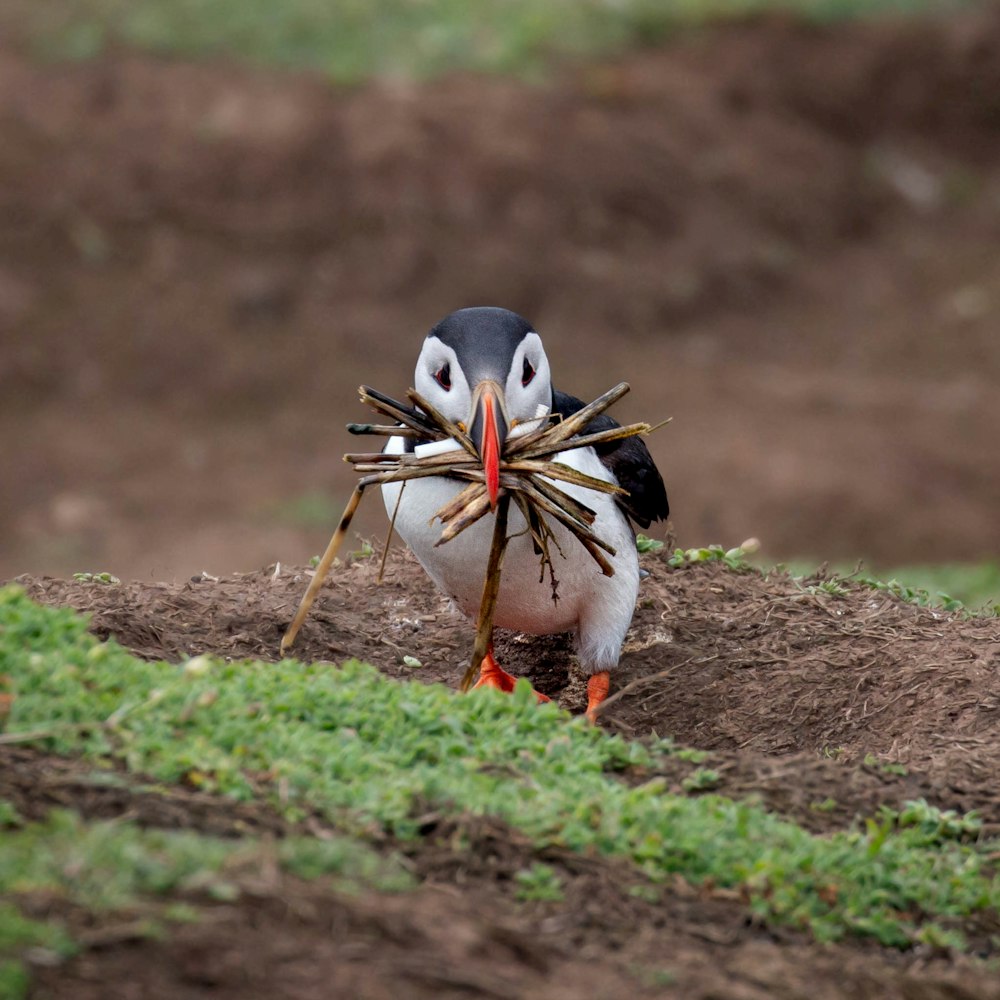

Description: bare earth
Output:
[9,547,1000,998]
[5,8,1000,998]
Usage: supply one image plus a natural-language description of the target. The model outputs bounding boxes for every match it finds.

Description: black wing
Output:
[552,389,669,530]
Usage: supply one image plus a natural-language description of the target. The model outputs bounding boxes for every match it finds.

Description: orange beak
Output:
[469,381,508,510]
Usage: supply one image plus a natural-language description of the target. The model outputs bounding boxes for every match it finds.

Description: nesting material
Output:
[280,382,661,691]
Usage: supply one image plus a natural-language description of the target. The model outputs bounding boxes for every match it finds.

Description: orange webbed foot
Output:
[584,671,610,724]
[472,649,550,703]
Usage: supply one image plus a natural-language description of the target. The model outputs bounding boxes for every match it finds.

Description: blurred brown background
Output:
[2,12,1000,583]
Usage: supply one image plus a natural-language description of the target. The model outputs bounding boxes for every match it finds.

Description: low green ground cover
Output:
[3,0,976,81]
[679,541,1000,614]
[0,798,410,998]
[779,558,1000,615]
[2,583,998,967]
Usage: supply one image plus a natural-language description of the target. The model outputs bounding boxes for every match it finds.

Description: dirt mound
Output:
[8,544,1000,997]
[15,547,1000,824]
[4,10,1000,579]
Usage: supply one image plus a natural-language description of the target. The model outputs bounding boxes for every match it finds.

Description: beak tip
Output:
[486,472,500,511]
[474,383,506,514]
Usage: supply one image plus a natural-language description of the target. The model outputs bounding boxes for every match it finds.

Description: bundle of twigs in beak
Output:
[280,381,662,692]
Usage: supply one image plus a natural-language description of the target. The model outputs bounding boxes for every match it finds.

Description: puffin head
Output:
[414,307,553,509]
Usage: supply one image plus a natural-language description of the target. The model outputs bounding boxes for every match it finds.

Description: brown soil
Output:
[10,547,1000,997]
[6,8,1000,997]
[4,9,1000,580]
[19,791,1000,1000]
[14,548,1000,829]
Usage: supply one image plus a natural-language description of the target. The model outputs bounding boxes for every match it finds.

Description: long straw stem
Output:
[459,495,511,692]
[281,483,366,655]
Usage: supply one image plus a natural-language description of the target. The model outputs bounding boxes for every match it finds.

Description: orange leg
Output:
[585,671,610,723]
[473,647,550,703]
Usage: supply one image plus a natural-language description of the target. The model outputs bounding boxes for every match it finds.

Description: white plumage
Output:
[381,435,639,675]
[376,306,667,714]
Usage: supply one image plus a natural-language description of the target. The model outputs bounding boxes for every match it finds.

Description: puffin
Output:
[381,307,669,720]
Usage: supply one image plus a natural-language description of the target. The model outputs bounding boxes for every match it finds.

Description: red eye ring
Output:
[522,357,536,387]
[435,364,451,390]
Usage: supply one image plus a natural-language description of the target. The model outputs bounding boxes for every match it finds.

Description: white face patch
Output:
[414,331,552,428]
[414,336,473,426]
[504,332,552,426]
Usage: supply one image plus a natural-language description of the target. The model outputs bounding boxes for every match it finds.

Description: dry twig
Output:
[281,382,663,687]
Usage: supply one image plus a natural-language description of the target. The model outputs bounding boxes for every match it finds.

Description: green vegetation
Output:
[0,803,410,994]
[861,561,1000,614]
[514,862,564,902]
[635,534,664,554]
[2,585,1000,956]
[70,572,120,585]
[786,559,1000,615]
[883,798,983,846]
[669,543,755,571]
[864,752,908,776]
[0,807,409,910]
[0,902,73,1000]
[681,767,722,792]
[3,0,977,82]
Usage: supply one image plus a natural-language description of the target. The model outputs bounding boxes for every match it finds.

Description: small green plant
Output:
[810,798,838,813]
[863,753,907,777]
[514,863,564,902]
[681,768,721,793]
[804,579,849,597]
[0,901,75,999]
[349,539,375,561]
[0,801,22,828]
[71,572,120,585]
[880,800,983,845]
[858,576,965,614]
[669,544,753,571]
[914,923,968,952]
[627,883,661,903]
[635,534,664,554]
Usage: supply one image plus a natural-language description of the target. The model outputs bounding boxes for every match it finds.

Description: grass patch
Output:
[783,559,1000,615]
[2,585,999,951]
[0,800,411,990]
[0,902,74,1000]
[860,561,1000,613]
[0,806,410,910]
[1,0,979,82]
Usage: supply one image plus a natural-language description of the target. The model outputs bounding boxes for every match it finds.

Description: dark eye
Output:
[435,363,451,390]
[522,357,536,387]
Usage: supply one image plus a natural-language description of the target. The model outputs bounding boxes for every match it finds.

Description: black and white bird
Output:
[381,307,669,719]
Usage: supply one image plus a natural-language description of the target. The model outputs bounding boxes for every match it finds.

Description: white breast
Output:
[380,437,640,674]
